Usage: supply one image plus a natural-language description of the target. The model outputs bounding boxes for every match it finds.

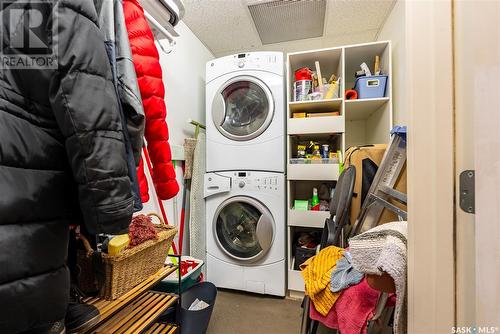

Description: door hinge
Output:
[459,170,475,214]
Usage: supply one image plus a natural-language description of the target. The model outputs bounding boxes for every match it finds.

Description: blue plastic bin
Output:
[354,75,388,99]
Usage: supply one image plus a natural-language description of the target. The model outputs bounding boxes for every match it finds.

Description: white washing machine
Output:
[204,171,285,296]
[206,52,285,173]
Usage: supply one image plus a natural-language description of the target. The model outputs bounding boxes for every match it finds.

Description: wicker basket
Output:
[80,213,177,300]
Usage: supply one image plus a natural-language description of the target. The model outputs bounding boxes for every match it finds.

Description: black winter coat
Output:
[0,1,133,332]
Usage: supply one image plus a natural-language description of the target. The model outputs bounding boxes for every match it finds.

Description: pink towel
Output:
[309,278,381,334]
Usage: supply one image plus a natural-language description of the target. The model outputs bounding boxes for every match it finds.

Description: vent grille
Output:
[248,0,326,45]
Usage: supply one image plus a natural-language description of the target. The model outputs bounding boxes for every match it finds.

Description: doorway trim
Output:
[406,0,456,332]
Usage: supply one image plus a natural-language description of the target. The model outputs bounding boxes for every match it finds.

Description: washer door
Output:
[212,76,274,141]
[213,196,275,262]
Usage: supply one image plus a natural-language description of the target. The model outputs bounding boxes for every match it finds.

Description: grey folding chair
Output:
[300,166,356,334]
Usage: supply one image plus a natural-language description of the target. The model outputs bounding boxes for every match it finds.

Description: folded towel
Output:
[300,246,344,316]
[330,251,364,292]
[349,221,407,334]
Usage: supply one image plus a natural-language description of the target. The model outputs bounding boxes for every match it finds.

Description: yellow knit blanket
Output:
[300,246,344,316]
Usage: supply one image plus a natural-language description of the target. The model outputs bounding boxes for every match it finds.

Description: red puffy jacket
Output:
[123,0,179,201]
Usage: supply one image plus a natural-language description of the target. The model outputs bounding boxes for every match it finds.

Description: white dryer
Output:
[206,52,285,173]
[204,171,285,296]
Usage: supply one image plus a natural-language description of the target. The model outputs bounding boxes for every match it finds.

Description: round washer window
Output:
[215,201,263,259]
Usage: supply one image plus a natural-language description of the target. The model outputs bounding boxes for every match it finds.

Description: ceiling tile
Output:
[324,0,395,37]
[183,0,396,56]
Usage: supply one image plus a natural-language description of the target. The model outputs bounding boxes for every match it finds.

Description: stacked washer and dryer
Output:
[204,52,286,296]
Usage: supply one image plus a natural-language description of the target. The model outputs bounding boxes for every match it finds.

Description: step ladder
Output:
[350,127,407,237]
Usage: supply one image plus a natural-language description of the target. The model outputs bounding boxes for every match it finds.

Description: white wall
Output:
[158,22,214,147]
[140,21,214,249]
[377,0,406,126]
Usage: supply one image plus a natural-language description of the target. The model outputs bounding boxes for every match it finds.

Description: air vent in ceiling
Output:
[248,0,326,45]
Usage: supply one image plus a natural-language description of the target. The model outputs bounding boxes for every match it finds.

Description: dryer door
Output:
[213,196,275,262]
[212,76,274,141]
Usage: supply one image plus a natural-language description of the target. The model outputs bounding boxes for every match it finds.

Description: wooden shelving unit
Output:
[286,41,393,293]
[82,265,180,334]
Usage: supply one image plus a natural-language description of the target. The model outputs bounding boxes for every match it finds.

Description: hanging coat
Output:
[0,0,133,332]
[96,0,146,211]
[123,0,179,202]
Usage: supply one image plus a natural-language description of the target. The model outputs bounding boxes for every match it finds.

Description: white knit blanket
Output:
[349,221,408,334]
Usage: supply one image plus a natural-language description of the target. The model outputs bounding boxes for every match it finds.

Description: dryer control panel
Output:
[206,51,284,82]
[233,53,278,70]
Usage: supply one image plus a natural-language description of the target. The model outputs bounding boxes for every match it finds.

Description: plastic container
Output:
[294,67,313,101]
[154,256,204,293]
[354,75,388,99]
[294,80,312,102]
[180,282,217,334]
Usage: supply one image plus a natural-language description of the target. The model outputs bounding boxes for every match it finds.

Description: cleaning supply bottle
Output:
[311,188,320,211]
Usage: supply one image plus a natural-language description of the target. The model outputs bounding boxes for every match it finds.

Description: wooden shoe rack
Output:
[81,265,181,334]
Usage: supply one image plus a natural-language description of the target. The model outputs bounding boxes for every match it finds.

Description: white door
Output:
[455,0,500,327]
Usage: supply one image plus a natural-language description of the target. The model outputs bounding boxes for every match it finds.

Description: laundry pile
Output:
[301,221,407,334]
[349,221,408,334]
[300,246,344,316]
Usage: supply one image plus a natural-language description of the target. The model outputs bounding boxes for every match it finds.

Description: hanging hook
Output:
[145,11,177,54]
[154,32,175,54]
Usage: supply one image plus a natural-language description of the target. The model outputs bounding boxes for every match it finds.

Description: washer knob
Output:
[239,181,245,188]
[238,61,245,68]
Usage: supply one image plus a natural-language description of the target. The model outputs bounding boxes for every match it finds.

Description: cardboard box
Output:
[293,112,307,118]
[306,111,340,117]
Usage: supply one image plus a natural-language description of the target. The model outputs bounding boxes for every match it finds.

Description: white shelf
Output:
[288,269,305,292]
[288,209,329,228]
[288,115,344,135]
[345,97,390,121]
[289,98,342,114]
[287,163,340,181]
[286,41,392,295]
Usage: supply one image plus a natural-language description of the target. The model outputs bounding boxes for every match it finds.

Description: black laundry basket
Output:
[180,282,217,334]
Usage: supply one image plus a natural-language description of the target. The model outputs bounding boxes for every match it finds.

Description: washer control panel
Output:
[231,171,281,192]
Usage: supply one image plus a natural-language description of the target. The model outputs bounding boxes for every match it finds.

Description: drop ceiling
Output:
[182,0,396,57]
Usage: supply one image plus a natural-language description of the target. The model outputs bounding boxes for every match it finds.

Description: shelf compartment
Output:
[288,209,330,228]
[288,163,340,181]
[289,98,342,114]
[289,133,342,161]
[288,115,344,135]
[288,48,343,103]
[345,41,390,93]
[345,97,389,121]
